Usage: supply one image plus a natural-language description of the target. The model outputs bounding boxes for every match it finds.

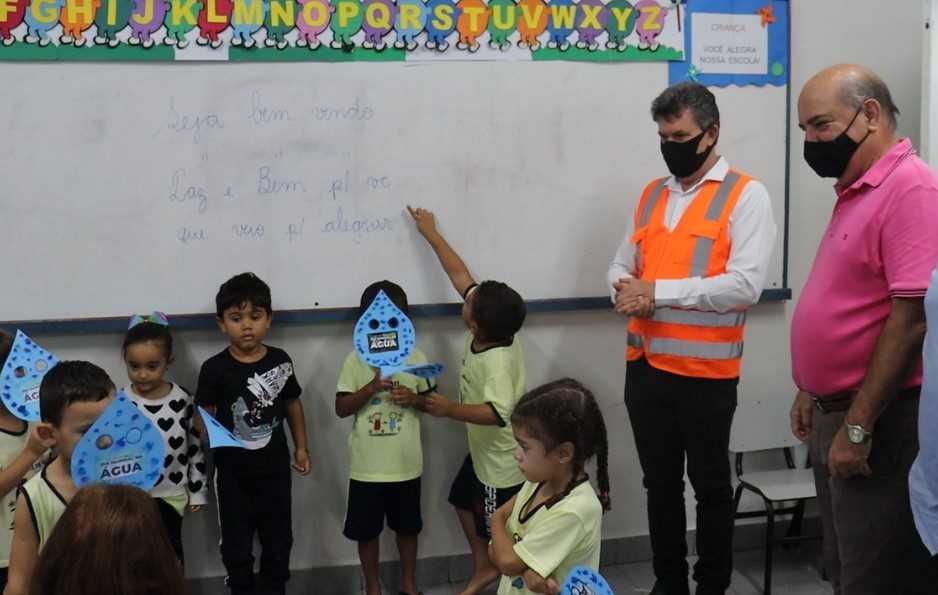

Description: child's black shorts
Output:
[343,477,423,542]
[447,454,523,540]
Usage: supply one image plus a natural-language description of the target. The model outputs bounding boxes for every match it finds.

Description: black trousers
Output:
[155,497,185,565]
[215,465,293,595]
[810,392,938,595]
[625,357,738,594]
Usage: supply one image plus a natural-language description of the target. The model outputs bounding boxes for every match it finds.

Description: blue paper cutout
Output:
[197,406,247,449]
[399,363,445,379]
[561,566,614,595]
[354,290,416,371]
[668,0,788,87]
[0,331,58,422]
[71,391,165,491]
[353,291,445,379]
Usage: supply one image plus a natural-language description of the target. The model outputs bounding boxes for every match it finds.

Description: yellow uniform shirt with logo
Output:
[497,480,603,595]
[337,349,433,483]
[459,333,526,489]
[20,463,67,552]
[0,425,44,567]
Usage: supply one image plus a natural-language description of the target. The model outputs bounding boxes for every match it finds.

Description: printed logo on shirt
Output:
[231,362,294,449]
[367,405,404,437]
[368,332,399,353]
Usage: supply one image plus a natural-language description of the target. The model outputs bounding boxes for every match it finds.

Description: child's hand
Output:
[292,448,312,475]
[425,393,452,418]
[407,205,438,238]
[188,505,204,513]
[367,371,395,396]
[522,569,559,595]
[25,427,47,459]
[390,386,418,407]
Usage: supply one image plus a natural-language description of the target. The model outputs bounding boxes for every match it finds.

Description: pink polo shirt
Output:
[791,139,938,396]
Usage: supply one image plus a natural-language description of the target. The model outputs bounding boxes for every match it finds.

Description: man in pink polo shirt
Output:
[791,64,938,594]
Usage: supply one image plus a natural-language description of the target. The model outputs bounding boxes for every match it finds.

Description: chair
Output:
[732,447,820,595]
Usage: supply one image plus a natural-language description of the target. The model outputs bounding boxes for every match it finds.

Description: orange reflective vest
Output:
[626,170,752,379]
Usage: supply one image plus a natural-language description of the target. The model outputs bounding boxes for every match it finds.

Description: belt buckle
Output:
[812,397,826,413]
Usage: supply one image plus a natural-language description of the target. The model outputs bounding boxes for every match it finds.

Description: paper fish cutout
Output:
[1,331,58,422]
[197,406,248,449]
[561,566,614,595]
[353,291,445,379]
[71,391,165,491]
[400,363,445,379]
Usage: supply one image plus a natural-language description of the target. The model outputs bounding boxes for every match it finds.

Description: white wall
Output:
[18,0,928,579]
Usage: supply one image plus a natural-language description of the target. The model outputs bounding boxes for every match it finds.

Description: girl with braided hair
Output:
[488,378,611,595]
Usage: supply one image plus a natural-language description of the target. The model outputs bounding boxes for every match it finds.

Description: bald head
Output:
[801,64,900,130]
[798,65,901,184]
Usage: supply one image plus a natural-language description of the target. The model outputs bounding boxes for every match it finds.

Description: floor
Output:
[406,547,833,595]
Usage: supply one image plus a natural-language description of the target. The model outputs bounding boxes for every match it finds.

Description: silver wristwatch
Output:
[845,422,872,444]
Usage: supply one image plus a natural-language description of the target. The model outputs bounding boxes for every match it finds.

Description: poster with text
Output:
[668,0,787,86]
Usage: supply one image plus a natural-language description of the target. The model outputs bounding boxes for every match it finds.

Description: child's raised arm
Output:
[4,493,39,595]
[407,206,476,298]
[0,429,45,499]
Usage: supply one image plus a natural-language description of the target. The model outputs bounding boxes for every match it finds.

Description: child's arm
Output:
[0,430,45,499]
[192,406,212,446]
[336,372,394,418]
[193,361,218,446]
[490,499,562,594]
[186,404,208,512]
[389,371,437,412]
[489,495,527,576]
[408,206,477,297]
[285,399,311,475]
[389,385,435,412]
[4,493,39,595]
[424,392,501,425]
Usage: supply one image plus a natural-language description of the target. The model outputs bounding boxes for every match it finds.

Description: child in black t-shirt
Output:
[195,272,311,595]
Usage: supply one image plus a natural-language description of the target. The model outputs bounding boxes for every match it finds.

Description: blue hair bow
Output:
[128,311,169,329]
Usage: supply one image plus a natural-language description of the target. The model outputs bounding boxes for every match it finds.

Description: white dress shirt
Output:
[606,157,777,313]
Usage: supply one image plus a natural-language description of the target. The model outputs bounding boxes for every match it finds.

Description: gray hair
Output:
[840,71,900,129]
[650,81,720,130]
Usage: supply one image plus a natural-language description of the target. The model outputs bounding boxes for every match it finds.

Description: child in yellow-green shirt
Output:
[409,206,528,595]
[335,281,437,595]
[489,378,611,595]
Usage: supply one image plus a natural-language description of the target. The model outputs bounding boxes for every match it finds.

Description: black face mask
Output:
[803,107,870,179]
[660,130,715,179]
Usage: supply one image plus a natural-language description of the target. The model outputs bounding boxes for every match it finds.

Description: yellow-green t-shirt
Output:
[459,333,526,489]
[20,463,68,552]
[337,349,434,483]
[0,424,43,567]
[497,480,603,595]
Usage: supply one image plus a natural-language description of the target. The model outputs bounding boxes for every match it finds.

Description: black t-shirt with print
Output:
[195,346,302,473]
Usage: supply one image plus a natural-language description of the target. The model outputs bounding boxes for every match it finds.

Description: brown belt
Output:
[812,387,922,414]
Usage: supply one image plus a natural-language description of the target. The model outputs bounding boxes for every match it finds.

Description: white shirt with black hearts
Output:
[125,384,208,506]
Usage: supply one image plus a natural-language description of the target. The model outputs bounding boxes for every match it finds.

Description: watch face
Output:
[847,426,866,444]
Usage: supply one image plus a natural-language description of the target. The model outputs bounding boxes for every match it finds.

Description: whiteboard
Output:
[924,0,937,168]
[0,61,787,322]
